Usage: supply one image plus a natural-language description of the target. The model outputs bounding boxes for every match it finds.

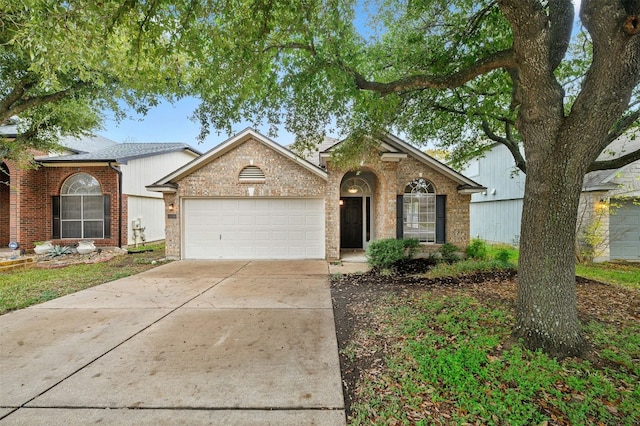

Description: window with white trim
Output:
[403,178,436,243]
[59,173,105,238]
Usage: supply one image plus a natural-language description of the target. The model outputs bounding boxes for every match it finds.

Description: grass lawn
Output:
[338,242,639,425]
[576,261,640,290]
[0,243,168,315]
[346,291,639,425]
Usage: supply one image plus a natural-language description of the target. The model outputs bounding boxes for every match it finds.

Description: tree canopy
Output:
[2,0,639,356]
[1,0,194,162]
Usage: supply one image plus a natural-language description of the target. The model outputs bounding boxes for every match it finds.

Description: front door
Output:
[340,197,363,248]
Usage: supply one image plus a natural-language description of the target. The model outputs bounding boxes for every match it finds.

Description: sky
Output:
[100,97,291,153]
[100,0,583,153]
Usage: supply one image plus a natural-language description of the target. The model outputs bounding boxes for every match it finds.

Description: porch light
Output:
[347,186,359,194]
[168,203,175,211]
[339,200,344,206]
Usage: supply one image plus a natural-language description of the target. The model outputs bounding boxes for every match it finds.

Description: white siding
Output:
[470,199,523,245]
[121,151,198,197]
[127,196,166,245]
[462,144,526,244]
[121,149,199,245]
[464,144,526,203]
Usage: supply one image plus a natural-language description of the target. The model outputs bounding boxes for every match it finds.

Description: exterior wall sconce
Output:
[168,203,175,211]
[339,200,344,206]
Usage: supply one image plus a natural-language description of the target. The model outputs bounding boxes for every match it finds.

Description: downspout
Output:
[108,162,123,248]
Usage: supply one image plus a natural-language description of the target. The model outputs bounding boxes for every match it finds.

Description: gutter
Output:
[108,162,123,248]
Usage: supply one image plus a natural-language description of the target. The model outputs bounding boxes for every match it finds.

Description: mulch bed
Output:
[330,260,640,418]
[34,247,128,269]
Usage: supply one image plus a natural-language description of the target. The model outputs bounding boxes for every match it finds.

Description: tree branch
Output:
[0,79,35,123]
[1,81,90,120]
[605,109,640,145]
[548,0,575,71]
[588,147,640,171]
[351,49,516,95]
[481,119,527,172]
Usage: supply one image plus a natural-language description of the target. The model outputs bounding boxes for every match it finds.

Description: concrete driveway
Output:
[0,261,345,425]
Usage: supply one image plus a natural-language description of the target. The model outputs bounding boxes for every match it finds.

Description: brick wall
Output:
[162,136,473,260]
[326,154,472,259]
[397,157,471,248]
[4,163,125,250]
[164,138,328,258]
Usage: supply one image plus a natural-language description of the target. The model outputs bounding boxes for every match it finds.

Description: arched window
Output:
[56,173,107,239]
[340,177,371,196]
[403,178,436,243]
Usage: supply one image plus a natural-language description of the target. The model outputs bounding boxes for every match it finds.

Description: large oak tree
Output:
[187,0,639,357]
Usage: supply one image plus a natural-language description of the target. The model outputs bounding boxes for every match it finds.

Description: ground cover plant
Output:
[331,250,640,425]
[0,243,168,314]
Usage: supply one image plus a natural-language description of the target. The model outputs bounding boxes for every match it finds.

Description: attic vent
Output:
[239,165,265,182]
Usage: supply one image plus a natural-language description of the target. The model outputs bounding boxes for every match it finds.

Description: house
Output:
[147,128,484,260]
[0,124,200,251]
[462,133,640,261]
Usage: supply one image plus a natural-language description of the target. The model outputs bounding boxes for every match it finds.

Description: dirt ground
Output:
[329,260,640,418]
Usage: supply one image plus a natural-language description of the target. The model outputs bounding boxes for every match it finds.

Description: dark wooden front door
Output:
[340,197,363,248]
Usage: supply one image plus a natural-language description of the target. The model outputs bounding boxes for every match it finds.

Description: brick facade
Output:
[162,134,473,260]
[0,160,125,250]
[164,138,327,258]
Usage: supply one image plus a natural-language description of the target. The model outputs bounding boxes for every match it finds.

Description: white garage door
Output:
[610,198,640,260]
[183,198,325,259]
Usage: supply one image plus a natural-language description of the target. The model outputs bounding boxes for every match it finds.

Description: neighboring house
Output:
[147,128,485,260]
[462,134,640,261]
[0,126,200,250]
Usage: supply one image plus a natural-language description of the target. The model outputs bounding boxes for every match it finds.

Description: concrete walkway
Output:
[0,261,345,425]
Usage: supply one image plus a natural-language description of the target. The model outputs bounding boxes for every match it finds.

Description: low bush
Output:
[438,242,461,264]
[366,238,420,269]
[465,238,488,260]
[494,247,512,263]
[427,258,515,278]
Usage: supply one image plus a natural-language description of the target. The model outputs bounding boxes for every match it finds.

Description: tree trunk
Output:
[514,147,586,357]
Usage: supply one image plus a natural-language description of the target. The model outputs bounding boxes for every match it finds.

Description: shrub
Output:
[46,245,72,258]
[494,248,511,264]
[367,238,419,269]
[438,242,460,264]
[465,238,488,260]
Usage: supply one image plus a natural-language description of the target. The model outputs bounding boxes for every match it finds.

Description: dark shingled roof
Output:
[57,134,118,153]
[39,142,200,164]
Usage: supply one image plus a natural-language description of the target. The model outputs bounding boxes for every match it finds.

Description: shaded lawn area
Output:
[0,243,168,314]
[331,263,640,425]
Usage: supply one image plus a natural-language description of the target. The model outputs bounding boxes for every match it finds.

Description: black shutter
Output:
[436,195,446,244]
[103,195,111,238]
[396,195,403,239]
[52,196,60,239]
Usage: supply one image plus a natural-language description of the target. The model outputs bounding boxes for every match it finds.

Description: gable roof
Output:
[147,128,328,192]
[320,133,485,193]
[38,142,201,166]
[583,132,640,191]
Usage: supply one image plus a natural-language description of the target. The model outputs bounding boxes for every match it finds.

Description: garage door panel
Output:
[610,199,640,260]
[184,198,324,259]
